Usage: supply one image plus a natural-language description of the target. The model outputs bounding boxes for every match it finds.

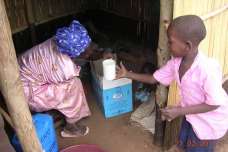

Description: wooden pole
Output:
[24,0,37,45]
[154,0,173,146]
[164,117,182,150]
[0,0,42,152]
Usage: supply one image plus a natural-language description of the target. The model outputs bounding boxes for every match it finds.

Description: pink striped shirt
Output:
[153,52,228,140]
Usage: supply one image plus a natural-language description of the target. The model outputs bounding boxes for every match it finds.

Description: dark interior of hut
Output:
[0,0,164,151]
[13,1,160,71]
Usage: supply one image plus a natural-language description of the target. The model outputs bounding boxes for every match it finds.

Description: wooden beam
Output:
[0,115,15,152]
[164,117,182,149]
[154,0,173,147]
[0,0,42,152]
[24,0,37,45]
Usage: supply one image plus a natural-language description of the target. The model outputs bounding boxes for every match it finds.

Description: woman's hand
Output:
[102,51,114,59]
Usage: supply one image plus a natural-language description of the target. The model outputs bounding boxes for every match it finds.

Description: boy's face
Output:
[167,27,188,57]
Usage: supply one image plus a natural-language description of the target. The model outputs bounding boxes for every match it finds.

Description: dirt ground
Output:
[56,81,228,152]
[57,81,161,152]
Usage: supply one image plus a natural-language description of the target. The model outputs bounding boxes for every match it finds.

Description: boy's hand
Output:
[161,106,182,122]
[116,62,128,79]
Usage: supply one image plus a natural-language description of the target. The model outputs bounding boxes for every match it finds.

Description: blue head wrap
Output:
[55,20,91,58]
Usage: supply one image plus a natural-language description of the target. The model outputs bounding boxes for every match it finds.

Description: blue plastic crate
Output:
[92,72,133,118]
[12,113,58,152]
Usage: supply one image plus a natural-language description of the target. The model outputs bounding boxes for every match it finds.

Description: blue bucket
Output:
[12,113,58,152]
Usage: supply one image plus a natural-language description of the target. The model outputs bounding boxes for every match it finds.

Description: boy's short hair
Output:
[169,15,206,45]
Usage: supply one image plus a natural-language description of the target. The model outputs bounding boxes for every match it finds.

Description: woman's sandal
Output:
[61,126,89,138]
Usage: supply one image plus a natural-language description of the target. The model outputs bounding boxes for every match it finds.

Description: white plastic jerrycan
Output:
[102,59,116,80]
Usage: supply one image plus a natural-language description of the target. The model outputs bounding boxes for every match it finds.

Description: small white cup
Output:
[103,59,116,80]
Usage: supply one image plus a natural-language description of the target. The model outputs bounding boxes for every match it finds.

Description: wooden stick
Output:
[0,0,42,151]
[0,106,14,129]
[24,0,37,45]
[201,4,228,21]
[154,0,173,147]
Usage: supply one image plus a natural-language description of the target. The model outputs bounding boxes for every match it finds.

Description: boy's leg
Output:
[166,117,189,152]
[184,120,216,152]
[178,117,191,151]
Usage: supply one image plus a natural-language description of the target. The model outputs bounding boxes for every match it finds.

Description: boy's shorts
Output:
[178,117,216,152]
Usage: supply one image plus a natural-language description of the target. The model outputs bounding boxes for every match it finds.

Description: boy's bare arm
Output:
[116,62,158,84]
[179,103,218,115]
[161,103,219,121]
[126,72,158,84]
